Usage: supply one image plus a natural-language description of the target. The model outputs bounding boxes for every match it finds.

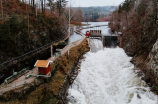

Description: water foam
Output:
[67,48,158,104]
[90,39,103,52]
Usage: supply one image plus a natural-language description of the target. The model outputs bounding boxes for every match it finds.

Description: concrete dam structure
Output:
[89,30,119,47]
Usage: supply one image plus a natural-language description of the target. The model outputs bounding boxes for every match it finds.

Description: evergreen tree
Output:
[118,4,122,13]
[122,0,130,12]
[56,0,67,16]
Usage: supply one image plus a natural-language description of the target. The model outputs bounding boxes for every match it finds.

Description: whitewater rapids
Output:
[90,39,103,52]
[67,40,158,104]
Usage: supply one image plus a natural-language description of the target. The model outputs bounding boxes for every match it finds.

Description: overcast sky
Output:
[67,0,125,7]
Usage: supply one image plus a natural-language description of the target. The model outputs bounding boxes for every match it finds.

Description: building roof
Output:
[34,60,50,68]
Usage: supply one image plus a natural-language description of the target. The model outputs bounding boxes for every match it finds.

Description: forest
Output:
[109,0,158,56]
[109,0,158,90]
[0,0,116,64]
[80,6,116,22]
[0,0,69,63]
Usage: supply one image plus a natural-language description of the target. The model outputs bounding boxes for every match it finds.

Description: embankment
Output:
[120,36,158,95]
[108,0,158,94]
[0,38,89,104]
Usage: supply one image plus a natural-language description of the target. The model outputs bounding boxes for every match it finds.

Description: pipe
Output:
[4,67,29,84]
[26,74,51,79]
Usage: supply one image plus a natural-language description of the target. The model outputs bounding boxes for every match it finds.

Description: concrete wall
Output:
[103,36,118,47]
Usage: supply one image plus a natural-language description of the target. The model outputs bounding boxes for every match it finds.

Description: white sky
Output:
[67,0,125,7]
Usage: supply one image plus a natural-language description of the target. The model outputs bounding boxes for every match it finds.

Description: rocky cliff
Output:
[109,0,158,94]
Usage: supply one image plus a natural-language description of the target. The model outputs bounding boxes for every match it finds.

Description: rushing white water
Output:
[67,40,158,104]
[90,39,103,52]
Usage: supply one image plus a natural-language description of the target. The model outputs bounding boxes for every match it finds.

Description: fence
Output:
[0,35,68,70]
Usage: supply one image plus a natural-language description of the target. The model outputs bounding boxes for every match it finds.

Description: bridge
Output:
[74,25,120,47]
[89,30,119,47]
[74,25,108,31]
[82,25,108,29]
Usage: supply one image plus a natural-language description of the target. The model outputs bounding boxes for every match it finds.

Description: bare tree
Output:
[75,7,83,22]
[85,15,91,22]
[41,0,44,13]
[33,0,35,8]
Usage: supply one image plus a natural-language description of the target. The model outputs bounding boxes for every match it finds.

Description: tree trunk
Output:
[44,0,45,12]
[33,0,34,8]
[41,0,44,13]
[31,0,32,7]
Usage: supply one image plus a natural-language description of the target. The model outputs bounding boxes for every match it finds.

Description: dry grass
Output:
[0,38,89,104]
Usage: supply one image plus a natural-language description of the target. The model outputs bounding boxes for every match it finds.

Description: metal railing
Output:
[0,35,68,69]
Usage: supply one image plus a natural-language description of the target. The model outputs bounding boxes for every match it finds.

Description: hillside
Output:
[109,0,158,93]
[0,0,67,63]
[73,6,117,22]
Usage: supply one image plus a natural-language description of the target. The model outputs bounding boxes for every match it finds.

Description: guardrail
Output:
[82,25,108,29]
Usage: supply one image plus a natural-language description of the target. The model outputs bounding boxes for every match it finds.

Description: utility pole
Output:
[68,3,70,58]
[65,0,75,59]
[51,45,53,57]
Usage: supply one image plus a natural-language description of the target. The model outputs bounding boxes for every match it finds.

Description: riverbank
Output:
[130,40,158,95]
[67,41,158,104]
[119,36,158,95]
[70,23,90,26]
[69,20,90,26]
[0,38,90,103]
[108,0,158,96]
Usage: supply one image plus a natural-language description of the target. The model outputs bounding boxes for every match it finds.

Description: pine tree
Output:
[118,4,122,13]
[122,0,130,12]
[56,0,66,16]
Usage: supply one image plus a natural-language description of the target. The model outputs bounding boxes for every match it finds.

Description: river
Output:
[68,22,113,44]
[67,22,158,104]
[68,26,83,44]
[81,22,112,36]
